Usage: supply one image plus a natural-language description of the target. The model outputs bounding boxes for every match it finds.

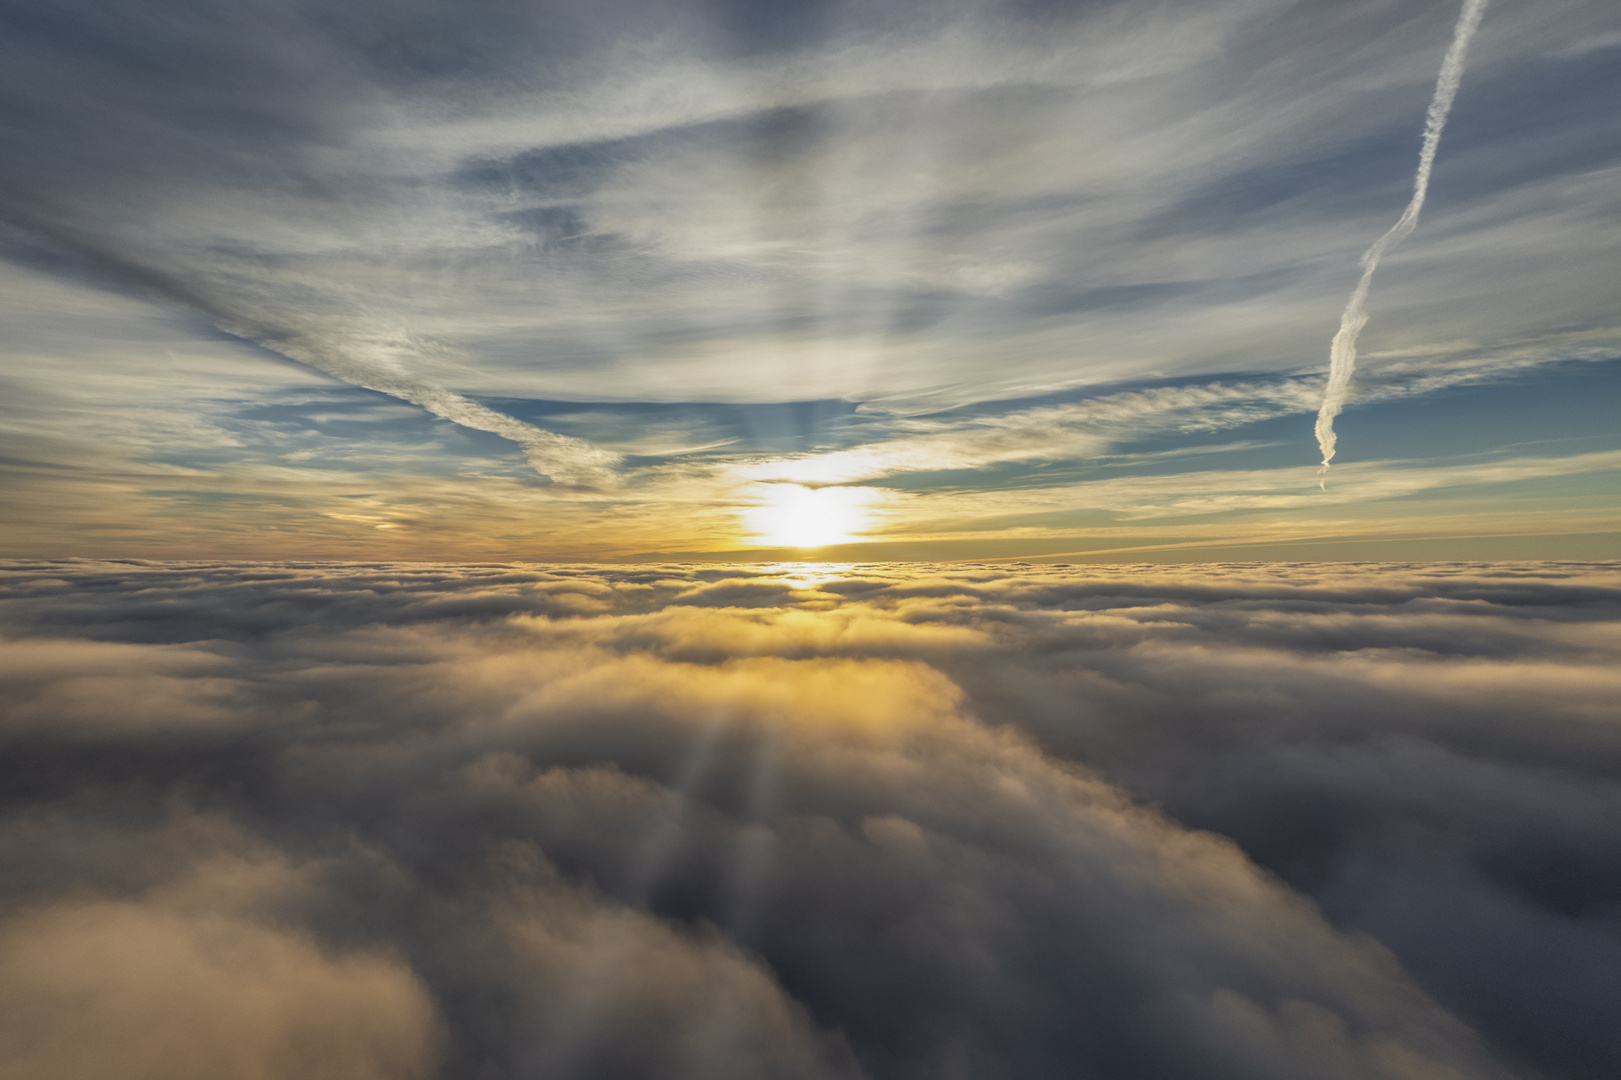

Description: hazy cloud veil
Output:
[0,0,1617,559]
[3,560,1618,1080]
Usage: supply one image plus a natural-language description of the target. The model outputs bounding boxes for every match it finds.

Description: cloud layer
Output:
[3,560,1617,1079]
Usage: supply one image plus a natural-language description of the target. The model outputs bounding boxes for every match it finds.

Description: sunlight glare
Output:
[743,484,876,549]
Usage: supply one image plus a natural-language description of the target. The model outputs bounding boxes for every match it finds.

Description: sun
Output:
[743,484,876,549]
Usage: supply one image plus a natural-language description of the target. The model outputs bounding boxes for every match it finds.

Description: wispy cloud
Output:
[875,448,1621,525]
[0,0,1616,557]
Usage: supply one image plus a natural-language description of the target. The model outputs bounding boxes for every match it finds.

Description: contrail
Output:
[256,328,622,489]
[4,222,621,489]
[1315,0,1488,485]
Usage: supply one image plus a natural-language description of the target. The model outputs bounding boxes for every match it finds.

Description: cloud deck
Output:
[2,560,1617,1080]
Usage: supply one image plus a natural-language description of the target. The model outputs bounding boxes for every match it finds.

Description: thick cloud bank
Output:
[2,560,1618,1080]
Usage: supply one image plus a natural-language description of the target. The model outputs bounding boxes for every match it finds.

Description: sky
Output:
[0,0,1617,561]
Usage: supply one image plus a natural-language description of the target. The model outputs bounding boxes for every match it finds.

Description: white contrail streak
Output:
[21,224,624,489]
[1315,0,1488,485]
[266,331,622,489]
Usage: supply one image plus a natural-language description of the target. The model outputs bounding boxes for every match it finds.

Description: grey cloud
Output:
[0,814,446,1080]
[4,560,1619,1078]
